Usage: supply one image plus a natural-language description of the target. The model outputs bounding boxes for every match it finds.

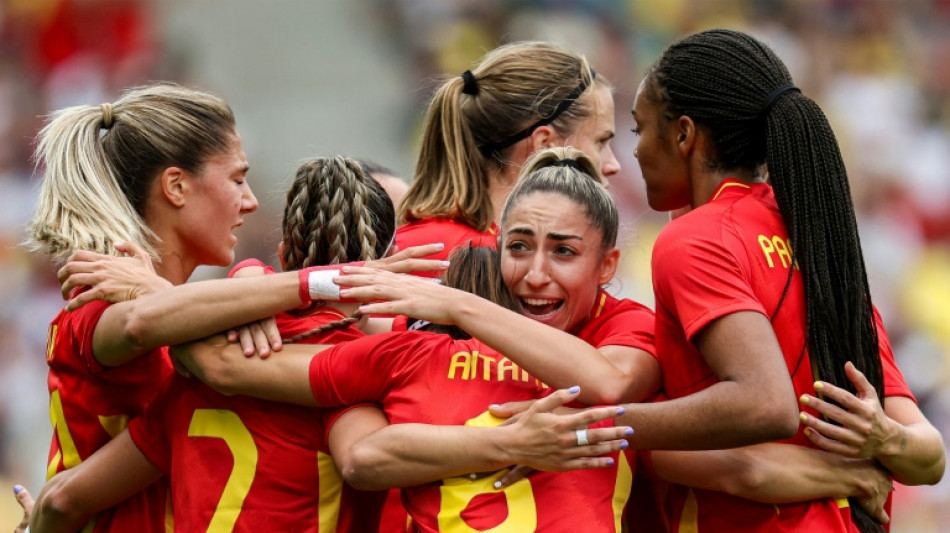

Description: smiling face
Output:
[500,191,618,333]
[178,131,258,267]
[559,84,621,182]
[631,78,691,211]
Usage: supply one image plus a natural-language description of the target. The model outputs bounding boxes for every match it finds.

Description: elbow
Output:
[120,305,154,353]
[719,451,771,498]
[338,441,387,491]
[750,394,799,442]
[35,475,92,529]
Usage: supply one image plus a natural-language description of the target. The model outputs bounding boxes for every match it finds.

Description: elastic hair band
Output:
[100,103,114,129]
[461,70,479,96]
[759,84,800,118]
[547,158,585,172]
[479,69,597,157]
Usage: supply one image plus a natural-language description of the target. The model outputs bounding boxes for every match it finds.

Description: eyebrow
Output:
[237,163,250,174]
[507,227,583,241]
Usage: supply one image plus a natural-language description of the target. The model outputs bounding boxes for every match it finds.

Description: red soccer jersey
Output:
[46,298,172,533]
[128,310,384,533]
[651,179,914,532]
[309,329,641,533]
[394,218,498,278]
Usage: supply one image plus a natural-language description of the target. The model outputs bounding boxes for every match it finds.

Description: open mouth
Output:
[519,297,564,318]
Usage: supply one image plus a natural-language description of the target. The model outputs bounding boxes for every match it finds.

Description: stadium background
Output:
[0,1,948,531]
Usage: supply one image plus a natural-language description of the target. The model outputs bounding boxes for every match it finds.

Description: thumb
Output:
[489,399,537,419]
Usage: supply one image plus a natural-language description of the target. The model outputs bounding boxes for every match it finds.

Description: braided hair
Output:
[280,156,395,341]
[646,29,884,531]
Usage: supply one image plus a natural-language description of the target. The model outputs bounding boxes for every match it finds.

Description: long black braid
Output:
[648,29,884,531]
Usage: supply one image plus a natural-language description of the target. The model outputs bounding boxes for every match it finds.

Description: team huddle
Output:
[13,29,945,533]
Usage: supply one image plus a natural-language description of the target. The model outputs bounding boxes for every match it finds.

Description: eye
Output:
[554,245,577,256]
[630,127,641,137]
[506,241,529,253]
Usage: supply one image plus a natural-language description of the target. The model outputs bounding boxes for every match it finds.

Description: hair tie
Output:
[759,84,800,118]
[547,158,585,172]
[100,103,114,129]
[460,70,479,96]
[479,69,597,157]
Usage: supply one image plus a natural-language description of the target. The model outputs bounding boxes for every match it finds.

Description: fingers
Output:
[523,386,582,414]
[843,361,878,400]
[114,241,150,262]
[493,465,534,489]
[381,259,450,274]
[799,392,861,428]
[238,326,257,357]
[489,400,535,420]
[261,317,282,353]
[386,243,444,260]
[800,418,859,456]
[14,484,33,512]
[65,287,100,311]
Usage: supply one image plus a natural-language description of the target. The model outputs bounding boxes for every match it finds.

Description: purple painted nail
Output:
[568,385,580,394]
[13,484,24,495]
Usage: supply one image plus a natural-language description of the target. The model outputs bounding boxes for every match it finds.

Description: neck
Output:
[153,248,195,286]
[488,164,519,225]
[691,167,763,208]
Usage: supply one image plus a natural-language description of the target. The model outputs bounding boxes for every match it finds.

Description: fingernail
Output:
[13,484,23,495]
[803,428,812,437]
[799,413,808,422]
[493,481,502,489]
[799,394,809,404]
[489,404,500,410]
[625,427,634,436]
[568,386,580,394]
[440,261,451,267]
[606,458,615,466]
[620,440,629,449]
[435,243,445,250]
[616,406,626,415]
[814,381,824,390]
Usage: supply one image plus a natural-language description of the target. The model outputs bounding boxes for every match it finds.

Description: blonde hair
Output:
[503,146,617,250]
[25,82,236,261]
[402,41,610,231]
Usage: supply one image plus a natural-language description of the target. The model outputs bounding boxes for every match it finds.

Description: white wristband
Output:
[308,269,342,301]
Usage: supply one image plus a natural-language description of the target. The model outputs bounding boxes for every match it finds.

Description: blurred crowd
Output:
[1,0,948,531]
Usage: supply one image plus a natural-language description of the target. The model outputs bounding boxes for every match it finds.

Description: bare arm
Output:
[329,389,632,490]
[800,362,945,486]
[31,431,162,533]
[616,312,798,450]
[170,336,320,405]
[337,268,660,404]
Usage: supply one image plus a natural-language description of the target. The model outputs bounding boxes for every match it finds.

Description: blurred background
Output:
[0,0,948,530]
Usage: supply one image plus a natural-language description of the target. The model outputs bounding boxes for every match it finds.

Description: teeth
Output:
[522,297,559,306]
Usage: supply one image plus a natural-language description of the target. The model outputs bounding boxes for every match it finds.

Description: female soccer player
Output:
[24,83,258,533]
[623,29,944,530]
[396,41,620,271]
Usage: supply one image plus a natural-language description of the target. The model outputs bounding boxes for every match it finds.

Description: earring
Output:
[634,148,639,158]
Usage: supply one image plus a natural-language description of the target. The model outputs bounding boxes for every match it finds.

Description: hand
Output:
[336,266,459,323]
[799,362,903,459]
[493,387,633,475]
[13,484,33,533]
[363,243,449,274]
[851,459,892,525]
[226,316,282,358]
[58,241,172,310]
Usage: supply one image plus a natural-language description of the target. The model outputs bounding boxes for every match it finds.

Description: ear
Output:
[598,247,620,285]
[277,241,287,270]
[160,167,188,207]
[673,115,697,157]
[527,124,557,153]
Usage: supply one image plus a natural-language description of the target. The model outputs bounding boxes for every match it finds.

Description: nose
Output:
[242,185,259,214]
[523,252,551,288]
[601,147,621,178]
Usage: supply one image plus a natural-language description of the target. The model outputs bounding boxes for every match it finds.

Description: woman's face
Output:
[501,191,618,333]
[631,78,691,211]
[178,131,259,267]
[559,84,620,182]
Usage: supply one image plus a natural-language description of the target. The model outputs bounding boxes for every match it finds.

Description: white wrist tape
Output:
[308,269,342,301]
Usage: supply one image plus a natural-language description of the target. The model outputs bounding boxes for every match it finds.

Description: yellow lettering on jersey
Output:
[188,409,258,533]
[677,488,698,533]
[98,415,130,438]
[836,498,850,508]
[448,352,472,380]
[758,234,797,269]
[611,452,633,532]
[317,451,342,533]
[437,410,537,532]
[497,358,518,382]
[477,351,495,381]
[47,324,58,362]
[47,389,82,479]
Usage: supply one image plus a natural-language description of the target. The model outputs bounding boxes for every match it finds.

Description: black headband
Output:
[759,84,800,118]
[547,158,586,172]
[479,69,597,157]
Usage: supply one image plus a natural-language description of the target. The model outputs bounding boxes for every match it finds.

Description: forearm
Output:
[653,444,878,503]
[339,423,511,490]
[453,295,645,404]
[876,418,945,486]
[31,474,93,533]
